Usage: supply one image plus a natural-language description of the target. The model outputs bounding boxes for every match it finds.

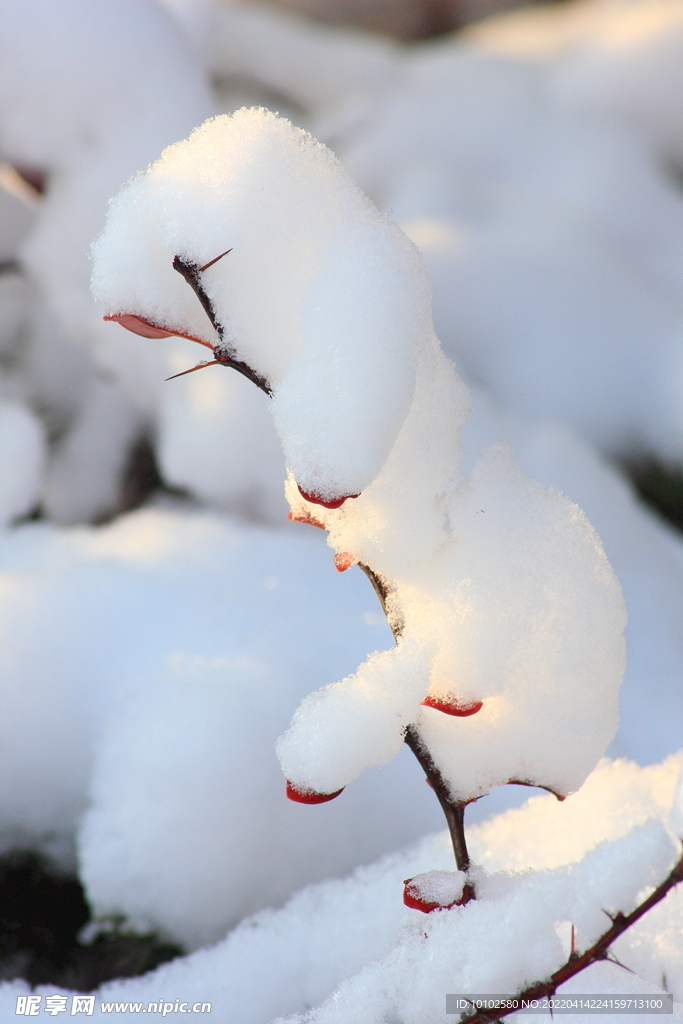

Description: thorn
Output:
[570,924,576,957]
[165,359,220,381]
[605,954,635,975]
[601,909,618,924]
[199,248,232,272]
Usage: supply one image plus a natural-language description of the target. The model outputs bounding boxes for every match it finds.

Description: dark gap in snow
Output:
[116,433,164,518]
[0,851,182,992]
[624,457,683,534]
[11,504,42,526]
[663,159,683,196]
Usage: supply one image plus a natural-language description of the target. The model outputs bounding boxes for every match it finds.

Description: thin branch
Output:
[358,562,392,621]
[405,725,474,883]
[456,848,683,1024]
[358,562,403,637]
[357,562,474,885]
[172,254,272,396]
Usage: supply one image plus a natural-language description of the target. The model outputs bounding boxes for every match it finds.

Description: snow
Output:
[0,0,683,1018]
[0,0,215,523]
[550,0,683,168]
[460,390,683,768]
[3,757,683,1022]
[0,399,45,525]
[0,502,450,945]
[94,106,627,805]
[203,0,401,114]
[327,5,683,463]
[156,355,287,521]
[280,344,626,801]
[276,636,435,796]
[92,107,428,503]
[291,821,678,1024]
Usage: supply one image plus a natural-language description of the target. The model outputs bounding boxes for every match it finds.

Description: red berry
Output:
[297,486,360,509]
[421,696,483,717]
[286,781,345,804]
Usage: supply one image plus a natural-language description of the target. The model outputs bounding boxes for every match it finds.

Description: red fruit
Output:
[297,486,360,510]
[403,877,471,914]
[334,552,356,572]
[286,781,344,804]
[421,696,483,717]
[104,313,213,349]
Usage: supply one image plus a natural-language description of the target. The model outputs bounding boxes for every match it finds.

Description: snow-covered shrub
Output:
[92,108,626,915]
[0,3,680,1014]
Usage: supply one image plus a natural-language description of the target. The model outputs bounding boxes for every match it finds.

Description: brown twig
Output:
[358,562,392,623]
[405,725,474,881]
[456,848,683,1024]
[357,562,474,885]
[172,254,272,396]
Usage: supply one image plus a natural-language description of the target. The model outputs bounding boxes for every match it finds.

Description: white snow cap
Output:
[91,107,429,502]
[404,869,466,909]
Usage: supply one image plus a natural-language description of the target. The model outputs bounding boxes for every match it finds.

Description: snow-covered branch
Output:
[458,847,683,1024]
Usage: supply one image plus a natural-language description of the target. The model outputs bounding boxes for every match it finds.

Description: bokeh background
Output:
[1,0,683,994]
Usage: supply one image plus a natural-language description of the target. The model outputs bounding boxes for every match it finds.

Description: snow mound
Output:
[3,756,682,1023]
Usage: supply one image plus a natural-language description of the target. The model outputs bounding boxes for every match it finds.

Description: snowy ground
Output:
[1,0,683,1020]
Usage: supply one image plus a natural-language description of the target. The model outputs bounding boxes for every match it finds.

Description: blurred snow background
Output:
[1,0,683,1015]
